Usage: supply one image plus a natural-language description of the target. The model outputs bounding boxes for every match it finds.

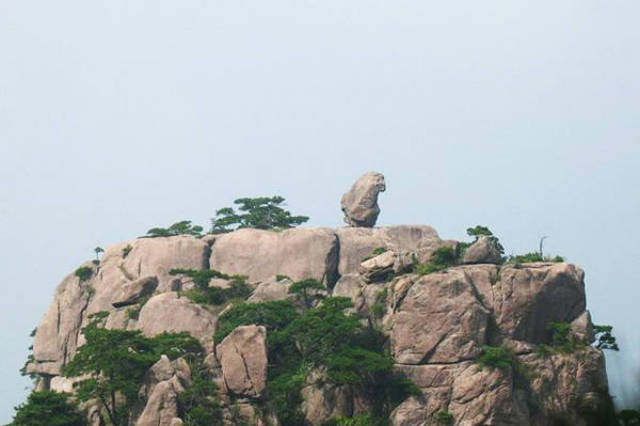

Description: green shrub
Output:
[169,268,230,289]
[325,413,385,426]
[9,390,84,426]
[74,266,93,282]
[214,300,300,343]
[178,361,222,425]
[289,278,325,309]
[414,246,457,275]
[594,324,619,351]
[211,196,309,232]
[122,244,132,258]
[370,288,387,319]
[475,345,513,370]
[276,274,291,282]
[435,410,454,425]
[182,278,251,307]
[146,220,203,238]
[507,252,564,264]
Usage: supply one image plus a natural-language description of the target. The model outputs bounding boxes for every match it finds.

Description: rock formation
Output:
[26,224,613,425]
[341,172,386,227]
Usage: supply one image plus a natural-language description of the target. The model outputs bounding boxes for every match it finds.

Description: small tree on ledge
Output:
[211,196,309,232]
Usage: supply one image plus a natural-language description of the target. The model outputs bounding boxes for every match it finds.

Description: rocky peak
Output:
[26,224,612,425]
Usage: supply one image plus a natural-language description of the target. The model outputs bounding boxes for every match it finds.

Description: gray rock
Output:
[340,172,386,227]
[390,268,490,364]
[336,225,442,276]
[136,356,190,426]
[210,227,339,287]
[462,235,502,264]
[216,325,268,398]
[137,292,217,350]
[493,262,586,343]
[111,275,158,308]
[247,277,293,303]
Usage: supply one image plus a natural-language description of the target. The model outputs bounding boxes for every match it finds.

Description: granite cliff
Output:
[25,224,612,425]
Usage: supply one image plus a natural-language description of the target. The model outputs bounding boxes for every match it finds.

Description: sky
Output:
[1,0,639,421]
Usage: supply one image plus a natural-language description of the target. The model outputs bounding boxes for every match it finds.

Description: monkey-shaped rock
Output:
[341,172,386,227]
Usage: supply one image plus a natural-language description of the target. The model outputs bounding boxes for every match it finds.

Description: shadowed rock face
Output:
[341,172,386,227]
[28,226,610,426]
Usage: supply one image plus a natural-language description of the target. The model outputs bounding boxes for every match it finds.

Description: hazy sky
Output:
[1,1,639,421]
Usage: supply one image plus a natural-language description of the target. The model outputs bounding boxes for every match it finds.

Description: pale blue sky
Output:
[1,1,639,421]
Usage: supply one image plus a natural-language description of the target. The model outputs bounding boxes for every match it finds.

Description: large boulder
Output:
[137,355,191,426]
[247,277,293,303]
[137,292,217,349]
[210,228,339,287]
[390,268,490,364]
[493,262,586,343]
[120,236,210,292]
[340,172,386,227]
[216,325,268,398]
[391,362,529,425]
[336,225,442,276]
[111,275,158,308]
[462,236,502,264]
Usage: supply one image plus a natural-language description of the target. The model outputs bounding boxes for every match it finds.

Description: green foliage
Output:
[218,298,416,422]
[122,244,132,258]
[178,361,222,426]
[169,268,230,289]
[170,269,251,306]
[288,278,325,309]
[74,266,93,282]
[146,220,203,238]
[62,315,203,425]
[276,274,291,282]
[594,324,620,351]
[533,322,586,356]
[325,414,384,426]
[214,300,300,343]
[94,246,104,262]
[9,391,84,426]
[475,345,513,371]
[507,252,564,264]
[370,288,387,319]
[466,225,494,237]
[211,196,309,232]
[619,409,640,426]
[414,246,458,275]
[435,410,455,425]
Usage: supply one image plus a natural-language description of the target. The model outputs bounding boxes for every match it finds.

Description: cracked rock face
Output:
[390,269,491,364]
[340,172,386,227]
[216,325,268,398]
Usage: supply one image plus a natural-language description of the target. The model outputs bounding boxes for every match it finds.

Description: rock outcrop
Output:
[27,225,611,426]
[340,172,386,227]
[216,325,268,398]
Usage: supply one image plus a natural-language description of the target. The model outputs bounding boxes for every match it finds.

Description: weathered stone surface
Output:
[301,369,369,425]
[462,236,502,265]
[359,250,396,283]
[210,228,339,287]
[340,172,386,227]
[390,268,490,364]
[571,310,595,344]
[336,225,442,276]
[521,347,610,425]
[493,262,586,343]
[137,356,191,426]
[137,292,217,346]
[332,274,366,312]
[31,267,94,374]
[121,236,210,292]
[216,325,268,398]
[247,277,293,303]
[111,275,158,308]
